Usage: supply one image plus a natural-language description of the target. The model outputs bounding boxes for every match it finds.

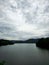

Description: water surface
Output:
[0,44,49,65]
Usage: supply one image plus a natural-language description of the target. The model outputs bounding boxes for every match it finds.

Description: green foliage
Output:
[36,38,49,49]
[0,39,14,46]
[0,61,6,65]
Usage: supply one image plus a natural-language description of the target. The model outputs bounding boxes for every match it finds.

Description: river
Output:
[0,44,49,65]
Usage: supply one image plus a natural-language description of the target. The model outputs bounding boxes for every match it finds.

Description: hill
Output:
[0,38,38,46]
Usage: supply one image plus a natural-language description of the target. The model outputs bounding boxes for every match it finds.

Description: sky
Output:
[0,0,49,40]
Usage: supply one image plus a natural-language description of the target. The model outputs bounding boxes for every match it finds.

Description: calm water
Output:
[0,44,49,65]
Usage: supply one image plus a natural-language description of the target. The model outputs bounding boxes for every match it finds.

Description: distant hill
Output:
[0,38,49,49]
[11,39,39,43]
[24,39,38,43]
[0,38,39,46]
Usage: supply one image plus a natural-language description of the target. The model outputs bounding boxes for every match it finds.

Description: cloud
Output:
[0,0,49,40]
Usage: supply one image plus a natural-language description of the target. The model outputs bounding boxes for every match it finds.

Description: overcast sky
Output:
[0,0,49,40]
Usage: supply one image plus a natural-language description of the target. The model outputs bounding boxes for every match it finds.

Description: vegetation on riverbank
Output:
[0,38,49,50]
[0,39,38,46]
[36,38,49,49]
[0,61,6,65]
[0,39,14,46]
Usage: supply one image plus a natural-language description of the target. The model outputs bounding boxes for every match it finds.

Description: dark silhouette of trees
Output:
[0,39,14,46]
[0,38,38,46]
[36,38,49,49]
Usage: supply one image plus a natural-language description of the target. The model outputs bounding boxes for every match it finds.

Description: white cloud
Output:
[0,0,49,40]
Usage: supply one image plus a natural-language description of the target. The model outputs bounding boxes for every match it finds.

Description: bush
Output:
[0,61,6,65]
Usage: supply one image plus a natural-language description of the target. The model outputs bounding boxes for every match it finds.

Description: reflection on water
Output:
[0,44,49,65]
